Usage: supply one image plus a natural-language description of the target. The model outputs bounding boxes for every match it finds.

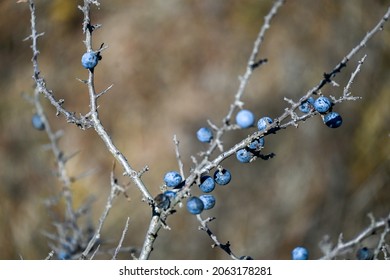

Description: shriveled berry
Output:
[154,193,170,210]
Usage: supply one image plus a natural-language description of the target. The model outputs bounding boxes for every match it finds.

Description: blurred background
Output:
[0,0,389,260]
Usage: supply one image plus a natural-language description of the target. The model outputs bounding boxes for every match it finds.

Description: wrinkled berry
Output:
[154,193,170,210]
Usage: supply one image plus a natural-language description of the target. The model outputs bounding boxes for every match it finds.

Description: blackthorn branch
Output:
[320,213,390,260]
[22,0,390,260]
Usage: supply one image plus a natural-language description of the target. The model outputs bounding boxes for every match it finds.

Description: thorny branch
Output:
[25,0,390,260]
[320,213,390,260]
[139,4,390,259]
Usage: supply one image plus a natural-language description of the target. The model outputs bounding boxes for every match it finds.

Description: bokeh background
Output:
[0,0,389,260]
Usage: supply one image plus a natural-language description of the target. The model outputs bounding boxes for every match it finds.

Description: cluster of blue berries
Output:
[153,171,184,210]
[159,167,233,215]
[299,95,342,128]
[185,168,232,214]
[236,110,271,163]
[189,99,343,219]
[196,110,271,163]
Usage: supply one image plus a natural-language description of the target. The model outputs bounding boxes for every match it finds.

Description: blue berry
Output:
[248,138,265,150]
[199,176,215,193]
[163,171,182,188]
[323,112,342,128]
[299,97,315,113]
[356,247,373,260]
[186,196,204,215]
[236,148,254,163]
[32,113,45,131]
[196,127,213,143]
[236,109,255,128]
[163,190,177,200]
[154,193,170,210]
[291,246,309,260]
[257,117,273,131]
[214,168,231,185]
[57,251,71,260]
[199,194,216,210]
[314,96,332,113]
[81,51,99,69]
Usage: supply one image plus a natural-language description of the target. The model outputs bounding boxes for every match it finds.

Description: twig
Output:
[26,1,93,129]
[197,215,239,260]
[319,213,390,259]
[80,170,123,258]
[45,251,54,260]
[173,135,185,179]
[331,55,366,103]
[374,217,390,260]
[112,217,131,260]
[202,0,285,162]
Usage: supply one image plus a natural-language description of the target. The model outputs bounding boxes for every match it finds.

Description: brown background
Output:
[0,0,389,259]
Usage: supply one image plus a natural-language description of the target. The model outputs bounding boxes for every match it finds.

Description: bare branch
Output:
[320,213,390,259]
[112,217,131,260]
